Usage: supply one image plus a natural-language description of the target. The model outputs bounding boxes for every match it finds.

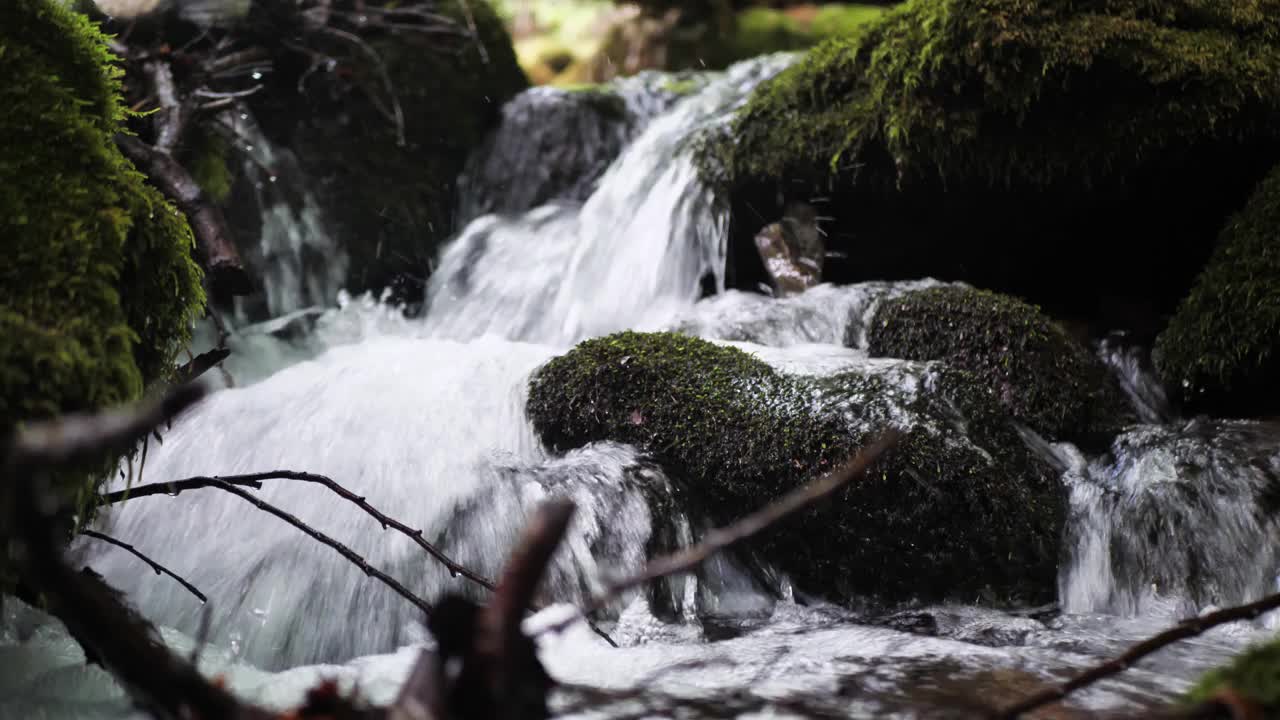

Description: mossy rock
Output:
[527,331,1063,605]
[1154,164,1280,417]
[244,0,527,306]
[1186,635,1280,715]
[705,0,1280,335]
[0,0,205,528]
[0,0,204,430]
[867,286,1133,441]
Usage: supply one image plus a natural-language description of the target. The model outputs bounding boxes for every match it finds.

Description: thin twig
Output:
[98,475,264,505]
[205,479,435,615]
[5,384,206,471]
[320,25,407,147]
[80,529,207,604]
[456,0,490,64]
[997,591,1280,718]
[97,470,497,592]
[537,429,902,638]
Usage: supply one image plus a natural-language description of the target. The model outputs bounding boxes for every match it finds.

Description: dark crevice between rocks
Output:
[723,137,1280,346]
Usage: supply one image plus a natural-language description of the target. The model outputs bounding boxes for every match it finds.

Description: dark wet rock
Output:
[528,331,1064,607]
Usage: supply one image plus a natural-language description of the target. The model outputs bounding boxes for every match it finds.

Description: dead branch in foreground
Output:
[98,470,497,591]
[7,384,1277,719]
[80,529,208,604]
[997,592,1280,718]
[535,429,903,638]
[206,478,436,615]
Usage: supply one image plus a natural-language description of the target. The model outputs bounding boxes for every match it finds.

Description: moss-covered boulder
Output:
[0,0,205,437]
[1154,165,1280,417]
[240,0,527,307]
[1185,635,1280,715]
[0,0,205,553]
[527,331,1063,605]
[867,287,1133,441]
[706,0,1280,335]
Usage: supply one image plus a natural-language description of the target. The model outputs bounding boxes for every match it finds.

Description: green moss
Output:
[528,331,1063,605]
[1186,635,1280,712]
[1154,164,1280,415]
[183,128,234,205]
[714,0,1280,190]
[0,0,204,473]
[868,286,1133,440]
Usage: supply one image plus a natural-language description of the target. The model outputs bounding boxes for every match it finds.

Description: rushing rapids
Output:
[4,54,1280,719]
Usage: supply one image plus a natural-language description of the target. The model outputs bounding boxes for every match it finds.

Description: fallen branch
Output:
[537,429,903,638]
[98,469,497,592]
[205,478,435,615]
[116,134,253,298]
[143,59,188,154]
[3,385,267,720]
[4,384,206,472]
[173,346,232,386]
[997,591,1280,718]
[80,529,207,604]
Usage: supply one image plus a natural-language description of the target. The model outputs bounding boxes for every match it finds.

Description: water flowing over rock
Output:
[457,72,703,223]
[422,54,795,345]
[8,48,1280,720]
[220,111,349,320]
[1060,420,1280,619]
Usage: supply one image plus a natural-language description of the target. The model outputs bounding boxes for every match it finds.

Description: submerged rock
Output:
[527,331,1063,606]
[867,286,1133,442]
[1154,164,1280,417]
[705,0,1280,335]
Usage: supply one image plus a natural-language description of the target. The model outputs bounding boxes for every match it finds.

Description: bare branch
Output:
[537,429,903,638]
[4,384,206,472]
[80,529,208,604]
[173,347,232,386]
[116,134,253,297]
[98,474,262,505]
[479,498,576,665]
[204,478,434,614]
[319,25,406,147]
[456,0,491,64]
[98,470,497,592]
[998,591,1280,718]
[143,60,187,154]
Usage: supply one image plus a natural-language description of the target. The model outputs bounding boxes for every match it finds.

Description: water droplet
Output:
[251,71,263,80]
[269,175,278,183]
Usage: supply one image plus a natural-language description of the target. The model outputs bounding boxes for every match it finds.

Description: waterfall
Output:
[11,51,1278,719]
[1059,419,1280,618]
[218,109,349,320]
[422,55,794,345]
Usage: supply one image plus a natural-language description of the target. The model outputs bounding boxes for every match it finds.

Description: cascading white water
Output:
[10,50,1280,720]
[77,54,800,673]
[422,55,794,345]
[1059,420,1280,619]
[219,110,349,319]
